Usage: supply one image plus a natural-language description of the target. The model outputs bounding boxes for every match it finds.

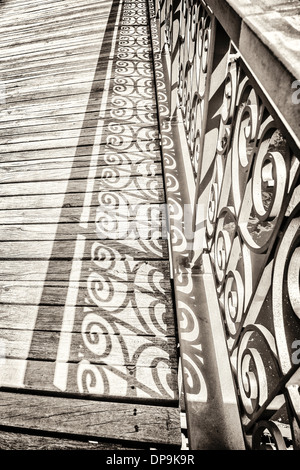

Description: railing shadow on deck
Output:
[23,0,178,406]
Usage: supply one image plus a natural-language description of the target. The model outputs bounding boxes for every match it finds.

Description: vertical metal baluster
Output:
[191,18,231,269]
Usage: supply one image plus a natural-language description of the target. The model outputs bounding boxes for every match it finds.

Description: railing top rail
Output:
[205,0,300,143]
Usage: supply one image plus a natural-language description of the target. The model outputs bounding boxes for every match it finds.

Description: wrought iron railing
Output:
[150,0,300,450]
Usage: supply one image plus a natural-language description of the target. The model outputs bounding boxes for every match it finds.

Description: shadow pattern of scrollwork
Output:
[25,0,179,404]
[204,54,300,449]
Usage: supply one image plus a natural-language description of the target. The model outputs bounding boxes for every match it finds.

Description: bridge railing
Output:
[150,0,300,450]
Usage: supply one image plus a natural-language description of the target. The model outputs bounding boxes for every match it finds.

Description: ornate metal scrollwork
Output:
[205,54,300,449]
[252,420,291,450]
[155,0,299,450]
[176,0,213,175]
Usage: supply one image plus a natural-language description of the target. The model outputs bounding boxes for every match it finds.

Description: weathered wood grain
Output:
[0,110,157,134]
[0,222,165,241]
[0,138,159,155]
[0,161,162,185]
[0,19,114,49]
[1,94,157,117]
[0,281,174,307]
[0,110,158,132]
[1,52,107,76]
[0,156,160,173]
[0,392,181,446]
[0,240,169,259]
[4,81,155,105]
[1,326,177,360]
[0,329,177,366]
[0,259,171,283]
[0,360,178,402]
[0,155,161,171]
[0,209,165,227]
[0,190,165,210]
[0,303,175,335]
[0,177,164,195]
[1,56,152,85]
[2,38,151,65]
[0,4,117,30]
[0,4,119,28]
[0,146,160,164]
[0,430,143,450]
[0,127,158,149]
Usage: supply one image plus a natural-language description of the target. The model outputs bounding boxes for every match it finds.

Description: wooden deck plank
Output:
[1,54,152,81]
[0,33,150,61]
[0,112,157,134]
[0,281,174,305]
[0,4,120,27]
[0,106,157,126]
[4,280,173,316]
[0,177,164,195]
[0,303,174,334]
[0,223,165,241]
[0,392,181,446]
[4,83,155,108]
[0,29,149,53]
[0,28,115,58]
[0,139,159,155]
[1,58,153,82]
[0,18,117,40]
[0,0,113,14]
[1,34,150,57]
[0,259,171,283]
[0,95,157,119]
[1,52,113,76]
[0,125,158,146]
[0,48,110,71]
[0,210,165,228]
[0,160,162,182]
[3,75,154,99]
[0,152,160,168]
[0,361,178,403]
[0,111,157,132]
[0,189,165,210]
[0,106,157,127]
[0,240,169,259]
[0,0,112,12]
[0,3,129,27]
[1,66,153,90]
[0,5,116,30]
[0,147,160,163]
[0,155,161,171]
[2,56,152,74]
[0,329,177,366]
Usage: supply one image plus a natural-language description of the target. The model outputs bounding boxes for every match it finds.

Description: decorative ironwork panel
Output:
[204,54,300,449]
